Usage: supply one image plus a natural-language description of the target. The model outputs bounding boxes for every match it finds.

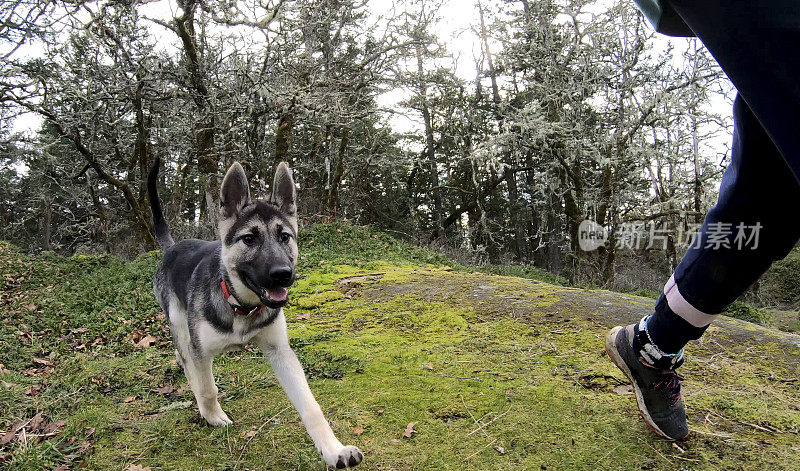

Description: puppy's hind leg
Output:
[184,354,232,426]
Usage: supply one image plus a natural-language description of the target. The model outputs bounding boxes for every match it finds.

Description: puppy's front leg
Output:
[255,316,363,468]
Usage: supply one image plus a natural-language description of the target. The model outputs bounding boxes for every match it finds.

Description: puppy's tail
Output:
[147,157,175,251]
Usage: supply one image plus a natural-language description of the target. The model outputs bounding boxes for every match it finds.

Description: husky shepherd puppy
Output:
[147,159,362,468]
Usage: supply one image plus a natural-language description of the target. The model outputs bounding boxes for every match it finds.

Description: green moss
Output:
[293,290,344,310]
[724,300,768,325]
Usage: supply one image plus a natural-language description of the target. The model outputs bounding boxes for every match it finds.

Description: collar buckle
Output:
[238,304,264,317]
[220,278,264,317]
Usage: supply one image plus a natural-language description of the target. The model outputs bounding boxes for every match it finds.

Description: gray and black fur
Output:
[148,159,363,469]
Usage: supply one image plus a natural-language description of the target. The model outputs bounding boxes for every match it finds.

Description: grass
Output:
[1,223,799,470]
[758,247,800,309]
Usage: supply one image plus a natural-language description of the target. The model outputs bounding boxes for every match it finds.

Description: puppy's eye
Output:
[279,232,291,244]
[241,234,256,246]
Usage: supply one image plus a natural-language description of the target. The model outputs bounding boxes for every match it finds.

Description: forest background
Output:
[1,0,796,310]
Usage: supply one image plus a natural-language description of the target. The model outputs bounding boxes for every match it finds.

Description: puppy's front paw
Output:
[201,405,232,427]
[325,445,363,469]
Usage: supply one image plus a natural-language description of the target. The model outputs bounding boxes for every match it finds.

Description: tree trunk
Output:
[276,110,295,165]
[479,2,528,260]
[176,0,218,234]
[87,178,110,253]
[602,215,618,287]
[42,197,52,251]
[504,165,528,261]
[546,189,563,275]
[197,117,217,230]
[416,45,443,236]
[691,108,703,224]
[558,165,581,255]
[133,87,151,208]
[326,126,349,215]
[596,163,613,227]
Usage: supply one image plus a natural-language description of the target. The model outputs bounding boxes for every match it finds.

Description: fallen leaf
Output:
[612,385,633,395]
[32,357,53,367]
[125,465,152,471]
[24,302,36,311]
[123,396,136,403]
[352,426,365,435]
[0,431,16,446]
[71,327,88,334]
[28,412,44,432]
[42,420,65,437]
[425,362,433,370]
[402,421,418,439]
[135,335,157,348]
[152,385,174,395]
[0,363,12,374]
[90,376,106,387]
[24,384,42,396]
[296,312,311,320]
[389,438,402,445]
[77,440,92,453]
[377,409,384,415]
[53,464,71,471]
[243,429,258,439]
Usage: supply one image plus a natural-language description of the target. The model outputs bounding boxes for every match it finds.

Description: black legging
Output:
[646,1,800,353]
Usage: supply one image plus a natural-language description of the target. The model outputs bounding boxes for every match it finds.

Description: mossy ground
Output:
[1,225,799,470]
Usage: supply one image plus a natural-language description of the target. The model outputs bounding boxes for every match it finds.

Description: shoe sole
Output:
[605,326,687,441]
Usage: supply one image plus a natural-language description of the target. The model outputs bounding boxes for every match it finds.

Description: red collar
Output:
[220,279,264,317]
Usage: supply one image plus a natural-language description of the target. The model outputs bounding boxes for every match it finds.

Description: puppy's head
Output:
[218,162,298,309]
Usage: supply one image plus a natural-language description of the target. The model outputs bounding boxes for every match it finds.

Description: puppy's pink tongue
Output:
[266,287,288,302]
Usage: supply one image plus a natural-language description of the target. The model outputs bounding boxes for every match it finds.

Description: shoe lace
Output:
[651,370,685,407]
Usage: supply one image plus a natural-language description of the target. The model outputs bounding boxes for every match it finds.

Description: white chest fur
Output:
[196,309,280,356]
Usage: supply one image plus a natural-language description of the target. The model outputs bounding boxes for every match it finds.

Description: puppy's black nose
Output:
[269,266,293,284]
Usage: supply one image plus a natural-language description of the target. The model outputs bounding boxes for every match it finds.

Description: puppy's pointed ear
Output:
[271,162,296,216]
[220,162,250,217]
